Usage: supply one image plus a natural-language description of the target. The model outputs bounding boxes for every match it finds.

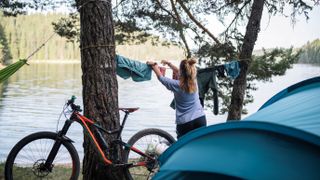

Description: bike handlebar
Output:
[67,95,82,112]
[67,95,76,105]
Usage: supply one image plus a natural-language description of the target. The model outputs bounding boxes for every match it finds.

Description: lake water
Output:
[0,63,319,161]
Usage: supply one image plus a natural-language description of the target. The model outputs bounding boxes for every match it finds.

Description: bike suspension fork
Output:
[44,119,73,169]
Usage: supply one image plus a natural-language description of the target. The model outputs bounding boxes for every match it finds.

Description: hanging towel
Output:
[224,60,240,79]
[115,55,152,82]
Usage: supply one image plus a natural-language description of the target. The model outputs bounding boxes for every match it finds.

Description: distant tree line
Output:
[299,39,320,64]
[0,21,12,65]
[0,13,80,62]
[0,12,184,64]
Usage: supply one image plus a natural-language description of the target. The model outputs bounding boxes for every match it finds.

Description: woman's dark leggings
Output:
[176,116,206,139]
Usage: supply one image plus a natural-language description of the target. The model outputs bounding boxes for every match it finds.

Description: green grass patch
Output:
[0,162,83,180]
[0,162,5,180]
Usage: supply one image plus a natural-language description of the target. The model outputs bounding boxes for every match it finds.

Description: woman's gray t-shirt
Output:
[159,76,205,125]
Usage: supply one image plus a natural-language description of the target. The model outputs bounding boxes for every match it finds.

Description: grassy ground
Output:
[0,162,83,180]
[0,162,4,180]
[0,162,154,180]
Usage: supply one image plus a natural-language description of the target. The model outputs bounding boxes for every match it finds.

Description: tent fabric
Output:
[154,76,320,180]
[258,76,320,110]
[154,121,320,180]
[244,76,320,137]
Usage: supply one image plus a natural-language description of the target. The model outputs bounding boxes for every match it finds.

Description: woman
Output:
[147,58,206,139]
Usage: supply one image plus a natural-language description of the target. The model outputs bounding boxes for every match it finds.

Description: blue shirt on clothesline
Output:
[224,60,240,80]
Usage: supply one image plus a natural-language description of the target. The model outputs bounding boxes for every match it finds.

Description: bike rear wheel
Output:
[123,128,175,180]
[5,131,80,180]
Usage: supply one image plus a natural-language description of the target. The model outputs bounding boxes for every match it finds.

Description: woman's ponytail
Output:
[179,58,197,93]
[188,58,197,66]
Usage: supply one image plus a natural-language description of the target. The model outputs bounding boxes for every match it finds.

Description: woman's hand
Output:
[146,61,157,66]
[162,60,179,74]
[161,60,170,66]
[147,61,162,78]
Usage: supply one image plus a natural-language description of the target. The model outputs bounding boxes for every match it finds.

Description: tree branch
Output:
[154,0,176,20]
[176,0,221,45]
[224,0,251,34]
[211,1,238,14]
[169,0,191,57]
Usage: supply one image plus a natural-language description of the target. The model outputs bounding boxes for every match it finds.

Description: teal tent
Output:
[154,76,320,180]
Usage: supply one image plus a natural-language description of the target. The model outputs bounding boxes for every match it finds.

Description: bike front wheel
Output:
[5,131,80,180]
[123,128,176,180]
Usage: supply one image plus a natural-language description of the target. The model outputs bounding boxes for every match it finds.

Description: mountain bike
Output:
[4,96,176,180]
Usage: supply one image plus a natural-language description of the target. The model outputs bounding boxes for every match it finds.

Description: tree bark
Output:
[227,0,265,121]
[76,0,124,179]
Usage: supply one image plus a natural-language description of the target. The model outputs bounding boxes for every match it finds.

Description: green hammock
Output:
[0,59,27,83]
[0,33,55,84]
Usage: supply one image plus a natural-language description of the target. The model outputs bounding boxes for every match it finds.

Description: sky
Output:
[199,3,320,51]
[255,5,320,50]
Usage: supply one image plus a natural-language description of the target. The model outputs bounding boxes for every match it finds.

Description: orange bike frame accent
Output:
[75,112,112,165]
[73,111,156,167]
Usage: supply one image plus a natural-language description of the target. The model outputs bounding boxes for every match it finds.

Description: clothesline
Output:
[116,55,241,82]
[115,55,240,115]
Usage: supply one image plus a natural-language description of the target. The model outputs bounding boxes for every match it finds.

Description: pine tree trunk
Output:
[76,0,124,179]
[227,0,265,121]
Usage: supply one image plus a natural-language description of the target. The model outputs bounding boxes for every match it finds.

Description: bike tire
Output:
[123,128,175,180]
[5,131,80,180]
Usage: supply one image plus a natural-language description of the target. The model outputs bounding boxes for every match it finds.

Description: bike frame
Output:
[45,106,155,169]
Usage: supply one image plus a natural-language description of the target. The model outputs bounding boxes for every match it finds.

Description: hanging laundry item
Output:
[224,60,240,79]
[115,55,152,82]
[215,65,226,78]
[159,66,166,76]
[197,69,219,115]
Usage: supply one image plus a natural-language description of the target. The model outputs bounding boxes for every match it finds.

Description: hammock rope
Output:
[0,33,56,84]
